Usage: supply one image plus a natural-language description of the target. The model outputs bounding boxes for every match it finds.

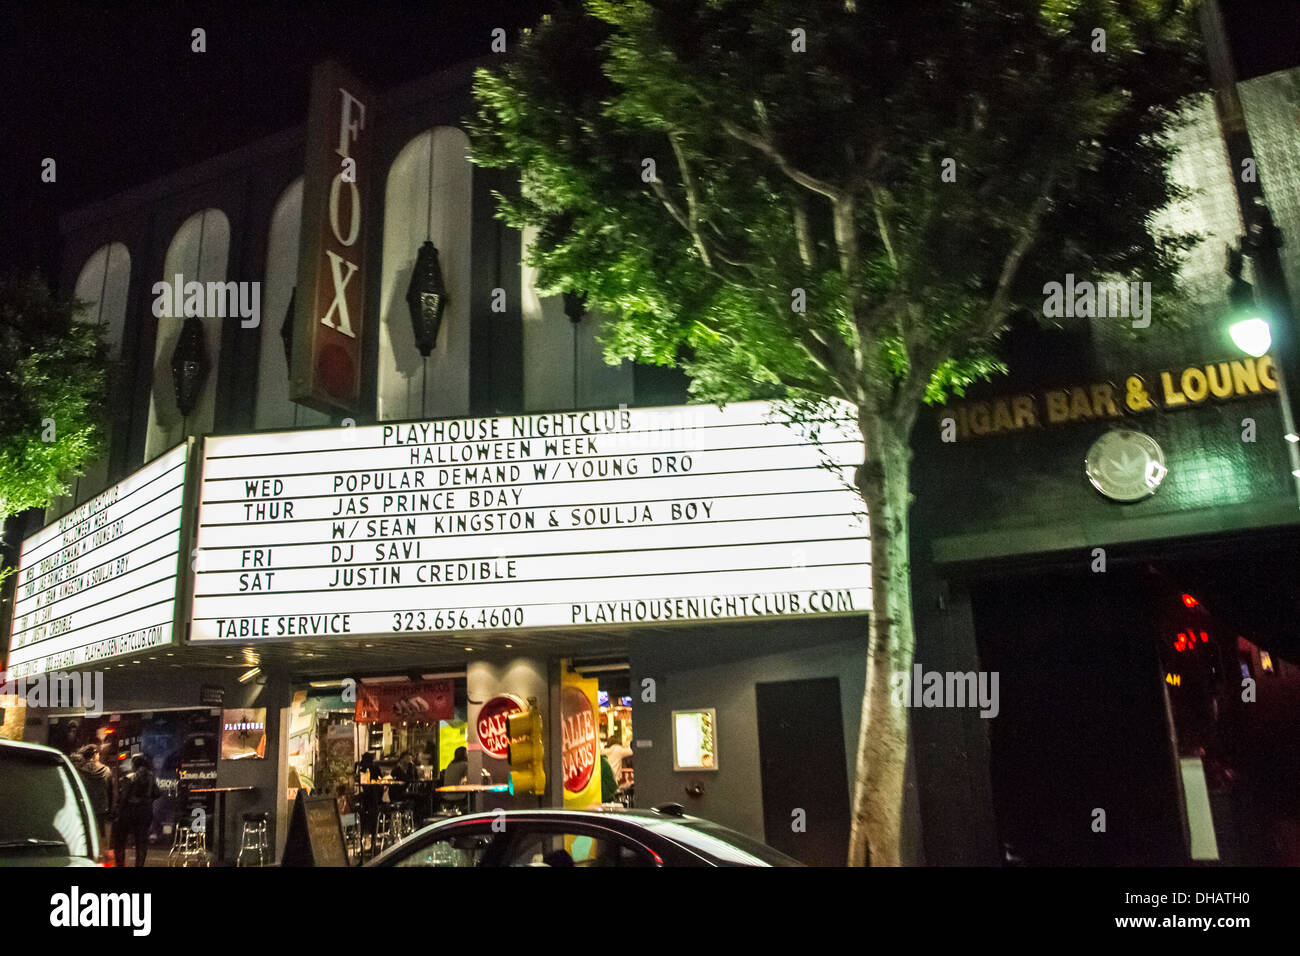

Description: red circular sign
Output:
[561,686,598,793]
[317,343,355,399]
[476,695,526,759]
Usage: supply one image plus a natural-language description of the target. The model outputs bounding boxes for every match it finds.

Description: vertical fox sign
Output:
[291,60,373,414]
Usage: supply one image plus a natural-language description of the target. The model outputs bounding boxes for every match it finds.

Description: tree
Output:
[0,274,111,530]
[470,0,1202,864]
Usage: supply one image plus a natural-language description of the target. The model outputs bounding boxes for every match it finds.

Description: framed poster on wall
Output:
[221,708,267,759]
[672,708,718,771]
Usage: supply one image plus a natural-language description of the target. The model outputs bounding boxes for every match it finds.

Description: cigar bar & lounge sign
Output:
[940,354,1279,442]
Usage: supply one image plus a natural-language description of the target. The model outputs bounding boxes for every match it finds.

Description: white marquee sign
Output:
[190,401,870,642]
[7,443,189,678]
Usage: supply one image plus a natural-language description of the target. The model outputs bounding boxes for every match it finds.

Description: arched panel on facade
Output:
[520,225,633,413]
[60,242,132,509]
[254,177,330,430]
[378,126,474,421]
[73,242,131,361]
[145,208,230,461]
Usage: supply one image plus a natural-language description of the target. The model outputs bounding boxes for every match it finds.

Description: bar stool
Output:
[236,812,270,867]
[182,829,213,867]
[168,825,192,868]
[340,811,362,864]
[374,805,403,853]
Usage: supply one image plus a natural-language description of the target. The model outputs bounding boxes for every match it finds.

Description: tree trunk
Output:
[847,408,915,866]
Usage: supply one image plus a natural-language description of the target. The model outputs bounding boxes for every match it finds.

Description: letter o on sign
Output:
[328,173,361,247]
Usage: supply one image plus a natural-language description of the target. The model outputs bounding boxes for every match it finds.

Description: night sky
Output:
[1,0,1297,281]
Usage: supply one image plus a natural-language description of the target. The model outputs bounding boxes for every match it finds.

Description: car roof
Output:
[371,806,801,866]
[0,738,72,763]
[0,737,100,862]
[421,808,696,825]
[403,807,769,848]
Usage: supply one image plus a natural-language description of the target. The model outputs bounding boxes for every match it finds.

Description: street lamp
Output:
[1228,317,1271,359]
[1204,0,1300,502]
[1226,247,1272,358]
[1224,255,1300,491]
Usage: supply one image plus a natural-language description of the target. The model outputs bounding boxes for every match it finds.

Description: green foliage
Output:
[470,0,1202,430]
[0,274,111,522]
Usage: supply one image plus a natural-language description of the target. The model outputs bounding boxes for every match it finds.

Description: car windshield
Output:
[644,819,801,866]
[0,751,91,857]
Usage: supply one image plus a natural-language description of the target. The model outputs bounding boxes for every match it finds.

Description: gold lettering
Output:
[1205,362,1234,399]
[1091,383,1119,417]
[1230,360,1259,395]
[991,399,1015,434]
[1069,388,1094,421]
[1182,367,1208,403]
[969,402,990,436]
[1258,354,1278,391]
[1045,391,1069,424]
[1012,395,1038,430]
[1161,371,1186,407]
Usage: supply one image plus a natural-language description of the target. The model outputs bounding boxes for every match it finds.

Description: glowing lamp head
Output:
[1229,317,1272,358]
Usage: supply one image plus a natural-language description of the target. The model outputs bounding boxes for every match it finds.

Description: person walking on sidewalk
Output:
[114,754,160,867]
[77,744,115,862]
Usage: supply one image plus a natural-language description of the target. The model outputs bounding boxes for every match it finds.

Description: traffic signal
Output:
[507,697,546,796]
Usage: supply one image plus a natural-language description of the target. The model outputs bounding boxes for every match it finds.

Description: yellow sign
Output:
[941,354,1277,441]
[561,662,602,810]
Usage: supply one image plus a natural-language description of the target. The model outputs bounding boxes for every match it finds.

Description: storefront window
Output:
[289,674,468,862]
[595,668,634,806]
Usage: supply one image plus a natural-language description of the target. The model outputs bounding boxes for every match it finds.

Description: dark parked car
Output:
[0,738,101,867]
[366,805,802,867]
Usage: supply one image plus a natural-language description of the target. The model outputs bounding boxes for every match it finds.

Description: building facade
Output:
[2,57,868,866]
[4,56,1300,866]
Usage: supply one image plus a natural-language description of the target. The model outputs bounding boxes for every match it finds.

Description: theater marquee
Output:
[6,443,190,678]
[189,401,870,642]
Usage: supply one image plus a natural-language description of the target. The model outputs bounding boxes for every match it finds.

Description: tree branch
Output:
[648,177,691,234]
[667,131,712,264]
[868,184,898,273]
[831,194,859,279]
[646,190,744,281]
[890,169,1061,424]
[720,119,840,201]
[650,131,766,284]
[791,194,814,269]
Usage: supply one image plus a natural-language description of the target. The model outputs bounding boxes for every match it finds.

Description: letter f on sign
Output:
[336,88,365,160]
[320,250,358,337]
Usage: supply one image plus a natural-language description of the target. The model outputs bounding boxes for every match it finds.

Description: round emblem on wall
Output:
[1085,429,1168,502]
[476,694,527,760]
